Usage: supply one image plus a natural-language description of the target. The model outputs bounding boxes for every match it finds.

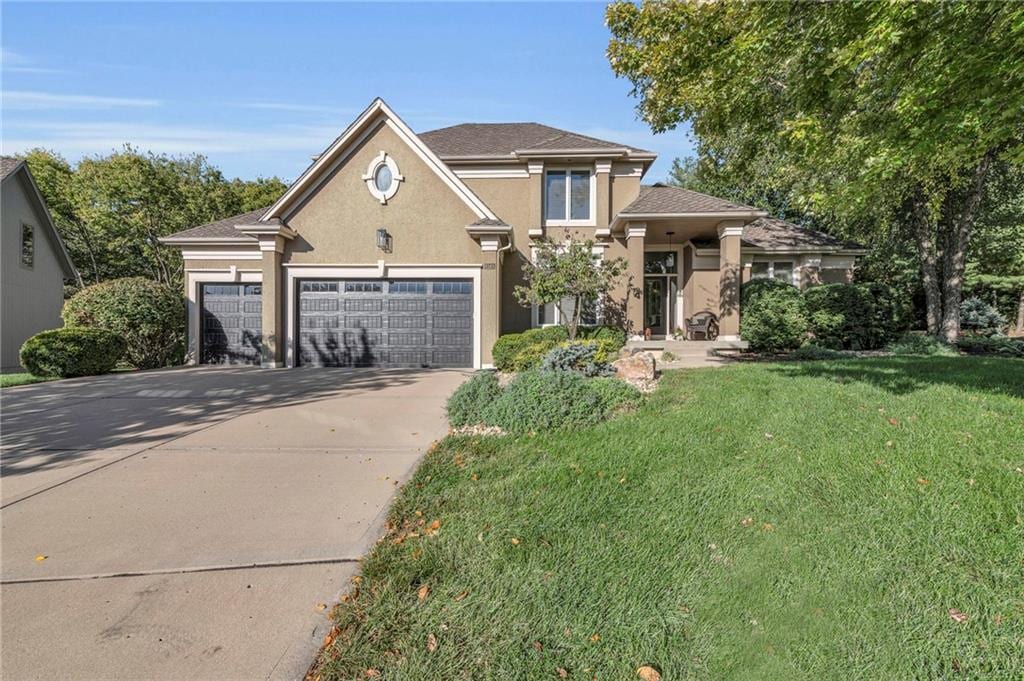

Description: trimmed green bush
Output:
[20,327,126,378]
[446,371,503,427]
[492,326,626,372]
[481,370,641,433]
[540,341,615,377]
[741,285,808,352]
[861,282,911,348]
[741,278,796,307]
[886,333,958,357]
[804,284,875,349]
[63,277,186,369]
[960,297,1006,336]
[956,335,1024,357]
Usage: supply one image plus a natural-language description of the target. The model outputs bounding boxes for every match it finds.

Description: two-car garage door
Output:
[297,279,473,368]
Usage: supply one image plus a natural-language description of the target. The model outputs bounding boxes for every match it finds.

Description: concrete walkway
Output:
[0,366,467,680]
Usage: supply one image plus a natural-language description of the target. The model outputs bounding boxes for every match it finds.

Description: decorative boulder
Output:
[612,351,656,381]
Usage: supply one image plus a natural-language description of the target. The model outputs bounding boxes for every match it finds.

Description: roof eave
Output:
[159,236,258,247]
[611,209,767,232]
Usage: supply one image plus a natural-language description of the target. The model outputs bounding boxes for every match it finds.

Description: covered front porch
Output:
[618,217,751,341]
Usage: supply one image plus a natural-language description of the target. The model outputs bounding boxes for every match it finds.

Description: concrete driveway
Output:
[0,366,467,680]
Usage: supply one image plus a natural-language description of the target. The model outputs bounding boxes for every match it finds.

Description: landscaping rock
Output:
[612,351,656,381]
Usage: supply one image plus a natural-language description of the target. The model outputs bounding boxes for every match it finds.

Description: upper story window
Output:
[544,168,593,225]
[21,224,34,267]
[363,151,404,204]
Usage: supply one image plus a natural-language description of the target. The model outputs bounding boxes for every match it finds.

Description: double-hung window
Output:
[544,169,593,225]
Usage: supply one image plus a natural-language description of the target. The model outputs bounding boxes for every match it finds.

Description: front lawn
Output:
[316,357,1024,680]
[0,373,57,388]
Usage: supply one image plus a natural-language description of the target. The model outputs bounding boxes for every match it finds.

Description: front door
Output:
[644,278,667,336]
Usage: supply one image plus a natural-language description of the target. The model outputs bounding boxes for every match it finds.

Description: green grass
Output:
[318,357,1024,680]
[0,372,56,388]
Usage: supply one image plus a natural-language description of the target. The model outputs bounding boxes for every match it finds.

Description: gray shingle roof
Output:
[419,123,653,158]
[621,184,760,215]
[742,217,864,251]
[163,207,266,241]
[1,156,24,181]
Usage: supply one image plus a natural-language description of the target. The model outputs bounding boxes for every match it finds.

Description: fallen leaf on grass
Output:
[557,668,569,679]
[365,670,381,678]
[764,432,774,440]
[429,519,441,531]
[417,584,430,601]
[948,608,969,623]
[426,632,438,652]
[916,478,930,486]
[533,640,543,652]
[888,418,899,426]
[637,666,662,681]
[589,634,600,643]
[761,523,774,532]
[740,517,753,527]
[453,590,469,602]
[471,473,479,481]
[511,538,521,545]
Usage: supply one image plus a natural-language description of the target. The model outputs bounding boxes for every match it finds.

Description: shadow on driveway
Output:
[1,366,463,479]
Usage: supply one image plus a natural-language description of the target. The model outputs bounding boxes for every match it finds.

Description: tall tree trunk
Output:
[1016,288,1024,336]
[940,152,994,342]
[910,191,942,335]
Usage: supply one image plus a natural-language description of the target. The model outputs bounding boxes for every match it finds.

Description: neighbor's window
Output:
[21,224,34,267]
[544,169,592,223]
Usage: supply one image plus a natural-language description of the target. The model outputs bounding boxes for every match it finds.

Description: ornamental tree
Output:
[607,0,1024,341]
[514,235,627,340]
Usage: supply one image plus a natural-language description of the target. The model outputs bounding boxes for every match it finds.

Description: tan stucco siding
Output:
[285,123,484,265]
[1,176,67,370]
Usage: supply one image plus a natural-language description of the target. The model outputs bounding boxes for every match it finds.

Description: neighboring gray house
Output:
[1,157,79,371]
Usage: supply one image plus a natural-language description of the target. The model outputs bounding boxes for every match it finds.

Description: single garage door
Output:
[200,283,262,364]
[298,279,473,368]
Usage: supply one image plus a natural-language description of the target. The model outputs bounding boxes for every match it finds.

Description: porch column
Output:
[258,237,284,368]
[717,220,744,340]
[626,222,646,336]
[527,161,544,237]
[595,160,611,237]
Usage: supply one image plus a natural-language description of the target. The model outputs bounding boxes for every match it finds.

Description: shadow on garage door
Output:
[297,279,473,368]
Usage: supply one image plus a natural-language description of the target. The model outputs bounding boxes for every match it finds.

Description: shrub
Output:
[789,343,845,361]
[741,278,796,307]
[446,371,503,427]
[804,284,875,349]
[540,341,615,377]
[20,327,126,378]
[960,297,1006,336]
[577,325,627,350]
[481,370,640,434]
[492,326,568,372]
[62,277,186,369]
[886,333,958,357]
[955,335,1024,357]
[741,285,808,352]
[862,282,911,348]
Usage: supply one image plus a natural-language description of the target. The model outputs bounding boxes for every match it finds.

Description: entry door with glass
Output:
[644,251,679,337]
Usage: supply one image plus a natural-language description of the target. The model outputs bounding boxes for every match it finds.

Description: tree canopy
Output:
[23,148,287,289]
[608,0,1024,340]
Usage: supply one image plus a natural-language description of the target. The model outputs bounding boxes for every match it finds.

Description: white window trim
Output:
[751,259,798,286]
[283,264,482,369]
[542,166,597,227]
[361,150,404,204]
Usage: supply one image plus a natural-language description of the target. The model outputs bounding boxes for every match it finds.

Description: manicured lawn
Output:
[0,373,56,388]
[317,357,1024,680]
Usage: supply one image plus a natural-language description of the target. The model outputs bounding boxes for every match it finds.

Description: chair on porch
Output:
[684,311,719,340]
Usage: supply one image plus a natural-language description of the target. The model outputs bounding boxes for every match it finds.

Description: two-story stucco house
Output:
[162,98,863,369]
[1,157,79,372]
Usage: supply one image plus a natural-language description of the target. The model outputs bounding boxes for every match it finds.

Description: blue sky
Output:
[1,2,694,183]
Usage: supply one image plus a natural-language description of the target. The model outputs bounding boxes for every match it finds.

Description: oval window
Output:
[373,164,393,192]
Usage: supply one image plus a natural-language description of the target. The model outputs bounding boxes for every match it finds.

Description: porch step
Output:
[626,339,749,357]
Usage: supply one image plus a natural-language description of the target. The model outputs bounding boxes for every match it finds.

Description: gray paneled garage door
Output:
[200,283,262,365]
[298,279,473,368]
